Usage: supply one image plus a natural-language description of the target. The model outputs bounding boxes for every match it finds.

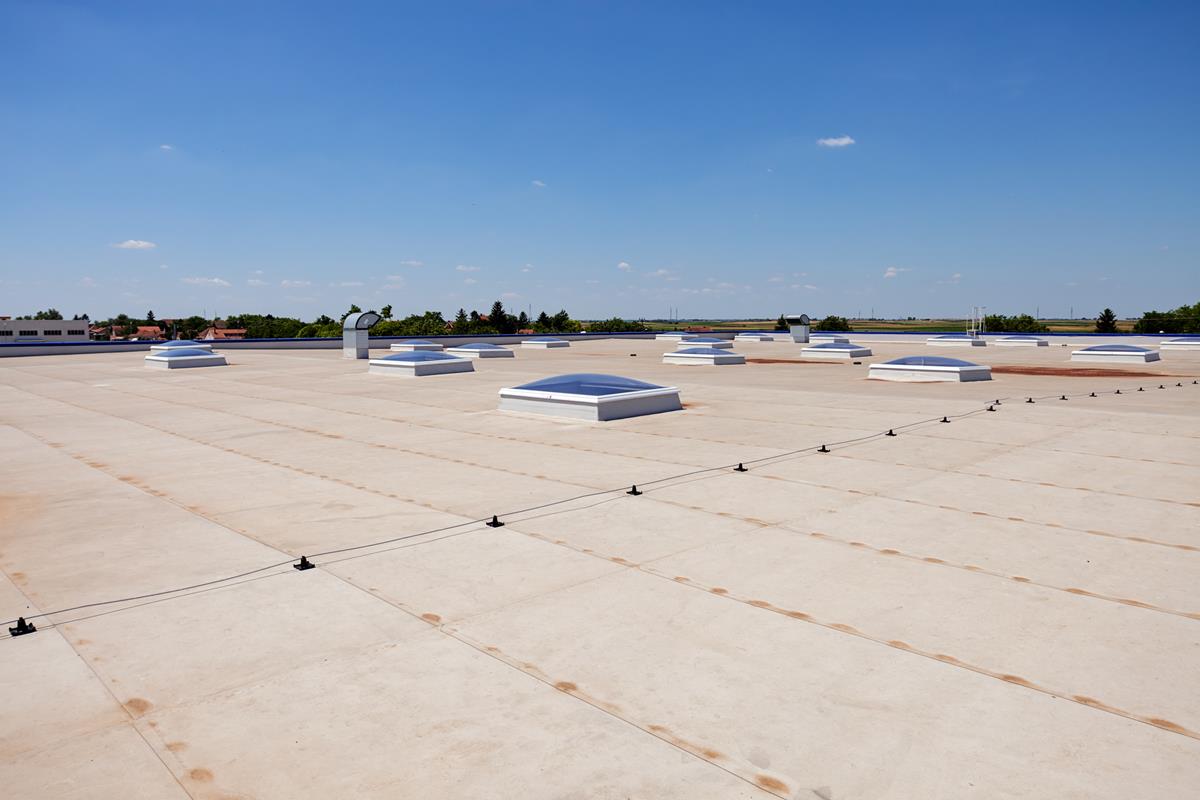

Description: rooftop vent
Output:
[927,334,986,347]
[498,373,682,421]
[368,350,474,377]
[662,347,746,365]
[1071,344,1161,363]
[801,341,873,359]
[144,348,227,370]
[783,313,811,343]
[342,311,381,359]
[522,337,570,349]
[149,340,212,352]
[389,339,443,352]
[994,336,1049,347]
[446,342,515,359]
[868,355,991,382]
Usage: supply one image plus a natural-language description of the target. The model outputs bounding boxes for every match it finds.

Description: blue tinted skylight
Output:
[1080,344,1151,352]
[161,339,203,347]
[685,337,724,343]
[808,342,861,349]
[455,342,505,350]
[380,352,463,362]
[674,347,735,355]
[157,348,214,358]
[525,337,566,342]
[1001,335,1043,340]
[512,373,665,396]
[933,334,974,339]
[398,339,434,344]
[885,356,979,367]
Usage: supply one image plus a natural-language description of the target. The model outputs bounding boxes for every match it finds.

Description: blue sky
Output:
[1,1,1196,321]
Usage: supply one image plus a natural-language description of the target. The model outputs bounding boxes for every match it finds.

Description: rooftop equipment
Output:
[144,348,228,370]
[994,336,1049,347]
[784,314,811,343]
[927,334,986,347]
[1160,337,1200,351]
[389,340,443,352]
[342,311,382,359]
[868,355,992,382]
[522,337,570,349]
[801,342,873,359]
[446,342,516,359]
[662,347,746,365]
[674,337,732,349]
[498,373,682,421]
[149,340,213,352]
[1070,344,1161,363]
[368,351,474,377]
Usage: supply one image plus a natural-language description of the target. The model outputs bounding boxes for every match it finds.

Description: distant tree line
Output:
[1131,300,1200,334]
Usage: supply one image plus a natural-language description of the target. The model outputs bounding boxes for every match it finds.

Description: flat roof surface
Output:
[2,337,1199,798]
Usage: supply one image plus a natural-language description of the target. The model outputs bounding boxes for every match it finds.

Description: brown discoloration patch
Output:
[754,774,790,793]
[420,613,442,623]
[923,557,945,564]
[124,698,152,716]
[673,576,690,582]
[747,599,771,608]
[1073,695,1122,714]
[1118,598,1153,608]
[991,365,1169,377]
[999,674,1035,688]
[187,768,213,783]
[1064,588,1091,596]
[701,748,723,759]
[554,681,578,692]
[166,741,188,752]
[785,610,811,620]
[888,640,911,649]
[934,653,961,664]
[830,623,859,633]
[610,556,635,565]
[879,548,900,555]
[848,541,866,547]
[709,587,728,595]
[1145,717,1191,735]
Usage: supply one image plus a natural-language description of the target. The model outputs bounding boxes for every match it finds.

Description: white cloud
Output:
[113,239,156,250]
[617,261,632,272]
[646,268,672,279]
[159,264,169,270]
[281,279,312,288]
[817,135,856,148]
[247,278,268,287]
[332,281,364,287]
[456,264,480,272]
[181,276,230,287]
[463,277,478,285]
[585,279,600,285]
[531,179,546,188]
[383,275,406,289]
[251,269,264,275]
[936,272,963,285]
[159,144,173,151]
[398,259,423,267]
[768,276,784,283]
[79,276,97,288]
[883,266,910,279]
[521,264,533,273]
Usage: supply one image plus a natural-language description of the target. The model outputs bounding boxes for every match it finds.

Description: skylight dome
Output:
[810,333,851,343]
[662,347,746,365]
[655,332,699,341]
[144,348,227,369]
[389,340,443,352]
[1161,337,1200,351]
[1071,344,1160,363]
[995,336,1048,347]
[674,337,732,350]
[499,373,682,420]
[869,355,991,382]
[522,336,570,349]
[446,343,515,359]
[801,341,873,359]
[149,340,213,352]
[734,332,777,342]
[369,350,474,377]
[927,334,986,347]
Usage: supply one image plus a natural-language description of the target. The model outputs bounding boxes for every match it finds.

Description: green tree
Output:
[1095,308,1119,333]
[817,315,851,332]
[340,304,362,324]
[452,308,470,334]
[587,317,648,333]
[1132,300,1200,334]
[146,310,155,322]
[534,311,552,332]
[774,314,788,331]
[516,311,530,330]
[33,308,64,320]
[983,314,1047,333]
[380,304,393,320]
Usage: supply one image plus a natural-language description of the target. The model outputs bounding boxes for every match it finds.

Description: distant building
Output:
[196,325,247,340]
[0,318,90,342]
[127,326,165,341]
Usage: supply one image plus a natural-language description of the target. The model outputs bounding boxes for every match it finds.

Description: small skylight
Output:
[808,342,862,350]
[1079,344,1151,352]
[455,343,505,350]
[380,352,464,363]
[674,347,735,355]
[886,356,979,367]
[511,373,666,396]
[157,348,216,358]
